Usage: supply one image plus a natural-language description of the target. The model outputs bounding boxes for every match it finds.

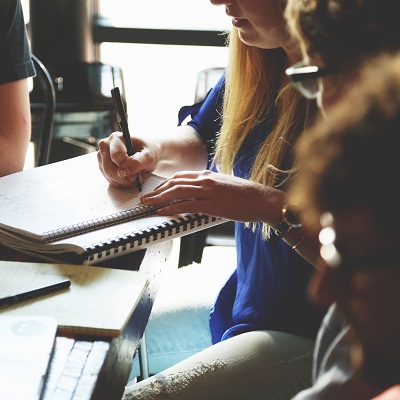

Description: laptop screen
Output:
[0,316,57,400]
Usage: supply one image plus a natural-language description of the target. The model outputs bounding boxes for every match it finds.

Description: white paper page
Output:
[0,153,165,240]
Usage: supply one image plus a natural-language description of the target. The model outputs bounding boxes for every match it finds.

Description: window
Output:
[97,1,230,135]
[21,0,29,23]
[98,0,230,31]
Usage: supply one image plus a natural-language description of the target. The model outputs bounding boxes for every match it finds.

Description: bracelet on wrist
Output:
[292,228,308,250]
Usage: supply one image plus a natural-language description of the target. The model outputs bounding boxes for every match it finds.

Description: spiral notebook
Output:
[0,153,224,265]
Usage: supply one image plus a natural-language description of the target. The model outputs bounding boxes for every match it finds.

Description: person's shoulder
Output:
[0,0,22,34]
[0,0,18,15]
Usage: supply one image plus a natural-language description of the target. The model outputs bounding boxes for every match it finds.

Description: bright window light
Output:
[99,1,230,136]
[21,0,30,23]
[98,0,230,31]
[100,43,228,136]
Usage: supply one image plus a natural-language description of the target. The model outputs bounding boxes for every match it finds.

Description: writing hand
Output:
[97,132,160,188]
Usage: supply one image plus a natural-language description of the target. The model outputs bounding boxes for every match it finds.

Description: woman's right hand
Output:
[97,132,161,188]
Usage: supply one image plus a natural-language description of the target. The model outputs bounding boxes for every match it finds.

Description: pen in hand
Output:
[111,87,143,192]
[0,279,71,310]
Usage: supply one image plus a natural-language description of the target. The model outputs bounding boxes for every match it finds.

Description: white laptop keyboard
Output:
[42,337,110,400]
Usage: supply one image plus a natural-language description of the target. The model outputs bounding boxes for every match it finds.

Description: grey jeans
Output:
[124,330,315,400]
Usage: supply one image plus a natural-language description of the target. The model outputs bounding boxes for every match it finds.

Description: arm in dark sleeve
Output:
[0,0,35,84]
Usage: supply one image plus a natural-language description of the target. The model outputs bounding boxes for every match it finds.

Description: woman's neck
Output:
[282,40,303,68]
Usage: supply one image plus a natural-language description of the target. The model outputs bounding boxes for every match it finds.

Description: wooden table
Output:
[0,241,173,400]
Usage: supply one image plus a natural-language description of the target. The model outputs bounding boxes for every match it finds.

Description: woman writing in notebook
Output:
[97,0,324,398]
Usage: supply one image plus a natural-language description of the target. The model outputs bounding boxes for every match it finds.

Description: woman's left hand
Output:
[141,170,282,222]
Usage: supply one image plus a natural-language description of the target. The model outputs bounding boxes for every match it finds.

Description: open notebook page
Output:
[0,153,165,241]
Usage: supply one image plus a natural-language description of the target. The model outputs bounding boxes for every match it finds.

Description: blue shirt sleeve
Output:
[0,0,36,85]
[178,73,225,164]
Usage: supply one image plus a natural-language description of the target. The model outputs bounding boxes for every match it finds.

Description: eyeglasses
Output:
[319,212,398,274]
[285,62,332,100]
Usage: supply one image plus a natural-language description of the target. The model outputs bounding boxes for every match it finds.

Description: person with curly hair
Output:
[289,52,400,400]
[284,0,400,397]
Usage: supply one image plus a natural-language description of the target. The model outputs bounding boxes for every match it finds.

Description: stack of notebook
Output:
[0,153,224,265]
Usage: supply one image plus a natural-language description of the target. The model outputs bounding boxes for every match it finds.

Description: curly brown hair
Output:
[285,0,400,70]
[290,52,400,234]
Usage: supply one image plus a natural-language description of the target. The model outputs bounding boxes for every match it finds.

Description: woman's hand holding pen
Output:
[97,132,161,188]
[98,125,208,188]
[141,170,283,223]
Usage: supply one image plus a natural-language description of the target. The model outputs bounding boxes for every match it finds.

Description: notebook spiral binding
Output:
[84,213,220,263]
[43,205,158,242]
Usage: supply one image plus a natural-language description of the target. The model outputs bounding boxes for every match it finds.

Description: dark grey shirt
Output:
[292,304,381,399]
[0,0,35,84]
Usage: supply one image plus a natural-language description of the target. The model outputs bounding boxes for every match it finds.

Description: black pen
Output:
[0,279,71,310]
[111,87,143,192]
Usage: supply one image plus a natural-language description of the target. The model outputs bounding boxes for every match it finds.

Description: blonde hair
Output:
[214,28,316,238]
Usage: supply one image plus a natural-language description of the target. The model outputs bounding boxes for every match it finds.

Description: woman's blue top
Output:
[178,74,325,343]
